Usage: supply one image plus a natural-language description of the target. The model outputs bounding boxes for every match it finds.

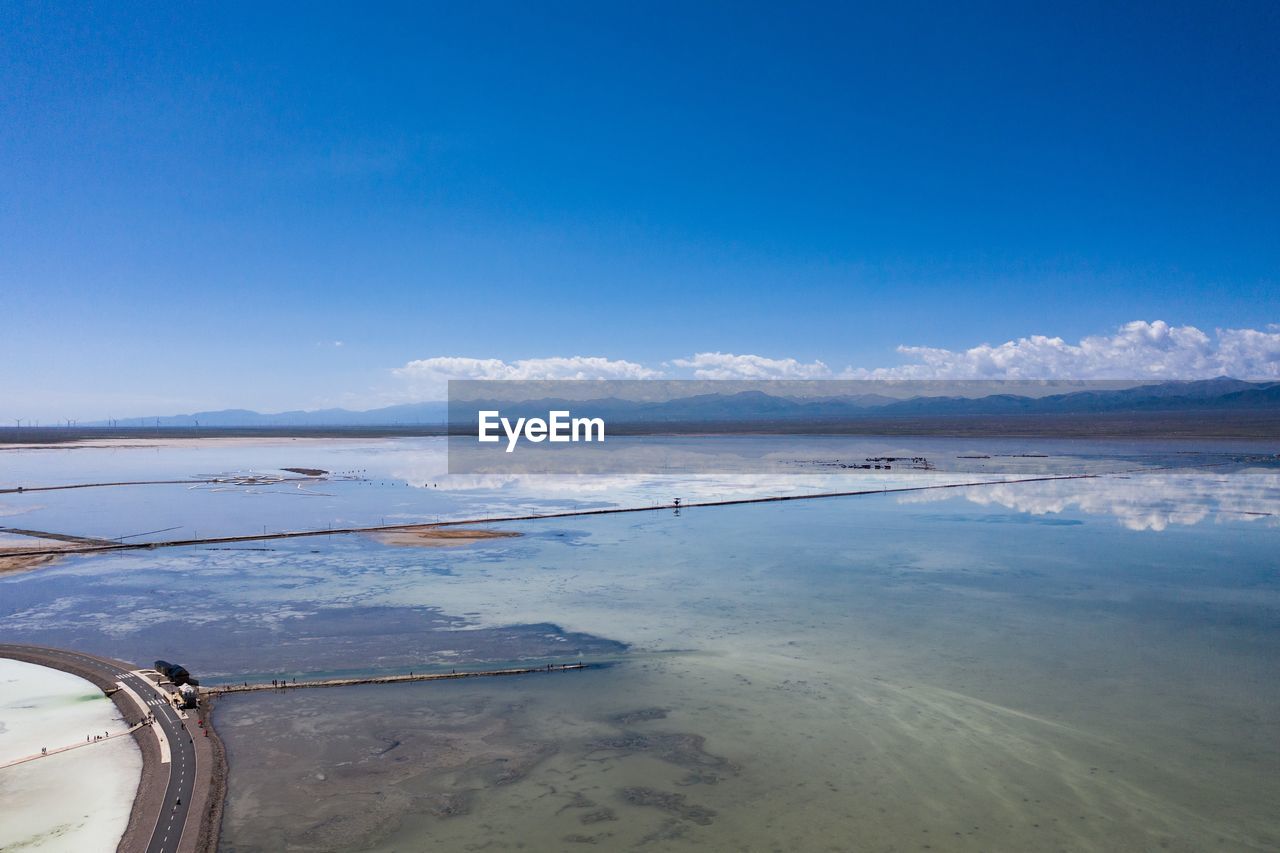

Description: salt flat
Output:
[0,659,141,852]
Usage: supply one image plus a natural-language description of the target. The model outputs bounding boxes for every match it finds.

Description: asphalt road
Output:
[0,644,196,853]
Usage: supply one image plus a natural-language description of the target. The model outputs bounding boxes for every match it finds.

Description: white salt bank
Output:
[0,658,141,851]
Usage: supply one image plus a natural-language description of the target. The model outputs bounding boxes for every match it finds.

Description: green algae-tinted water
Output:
[214,465,1279,852]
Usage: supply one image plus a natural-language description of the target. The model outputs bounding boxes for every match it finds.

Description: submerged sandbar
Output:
[370,527,522,548]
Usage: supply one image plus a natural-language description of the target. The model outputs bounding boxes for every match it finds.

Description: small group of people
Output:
[85,730,110,743]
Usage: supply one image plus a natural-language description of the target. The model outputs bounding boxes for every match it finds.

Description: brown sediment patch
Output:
[218,692,563,851]
[369,527,522,548]
[637,818,693,845]
[480,740,557,785]
[556,791,597,815]
[563,832,614,844]
[620,787,717,825]
[0,536,84,574]
[588,731,739,778]
[416,791,474,818]
[609,707,669,725]
[0,551,65,575]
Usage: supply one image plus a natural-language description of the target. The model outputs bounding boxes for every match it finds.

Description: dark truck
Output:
[154,660,199,687]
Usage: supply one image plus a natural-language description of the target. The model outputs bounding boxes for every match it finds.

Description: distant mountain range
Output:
[94,402,450,428]
[89,378,1280,428]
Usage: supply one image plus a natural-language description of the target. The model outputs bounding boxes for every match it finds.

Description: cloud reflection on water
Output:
[898,468,1280,531]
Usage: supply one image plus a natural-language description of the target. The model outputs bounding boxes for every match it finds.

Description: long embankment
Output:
[206,662,590,696]
[2,472,1104,558]
[189,691,226,853]
[0,474,326,495]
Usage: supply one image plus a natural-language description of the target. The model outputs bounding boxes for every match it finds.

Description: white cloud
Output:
[391,355,662,397]
[670,352,833,379]
[384,321,1280,402]
[846,321,1280,379]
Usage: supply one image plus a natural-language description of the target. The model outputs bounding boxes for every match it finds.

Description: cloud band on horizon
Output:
[391,321,1280,398]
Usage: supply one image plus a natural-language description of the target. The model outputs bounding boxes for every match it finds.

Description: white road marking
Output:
[115,680,171,763]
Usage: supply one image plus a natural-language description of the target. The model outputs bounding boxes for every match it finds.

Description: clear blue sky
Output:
[3,2,1277,418]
